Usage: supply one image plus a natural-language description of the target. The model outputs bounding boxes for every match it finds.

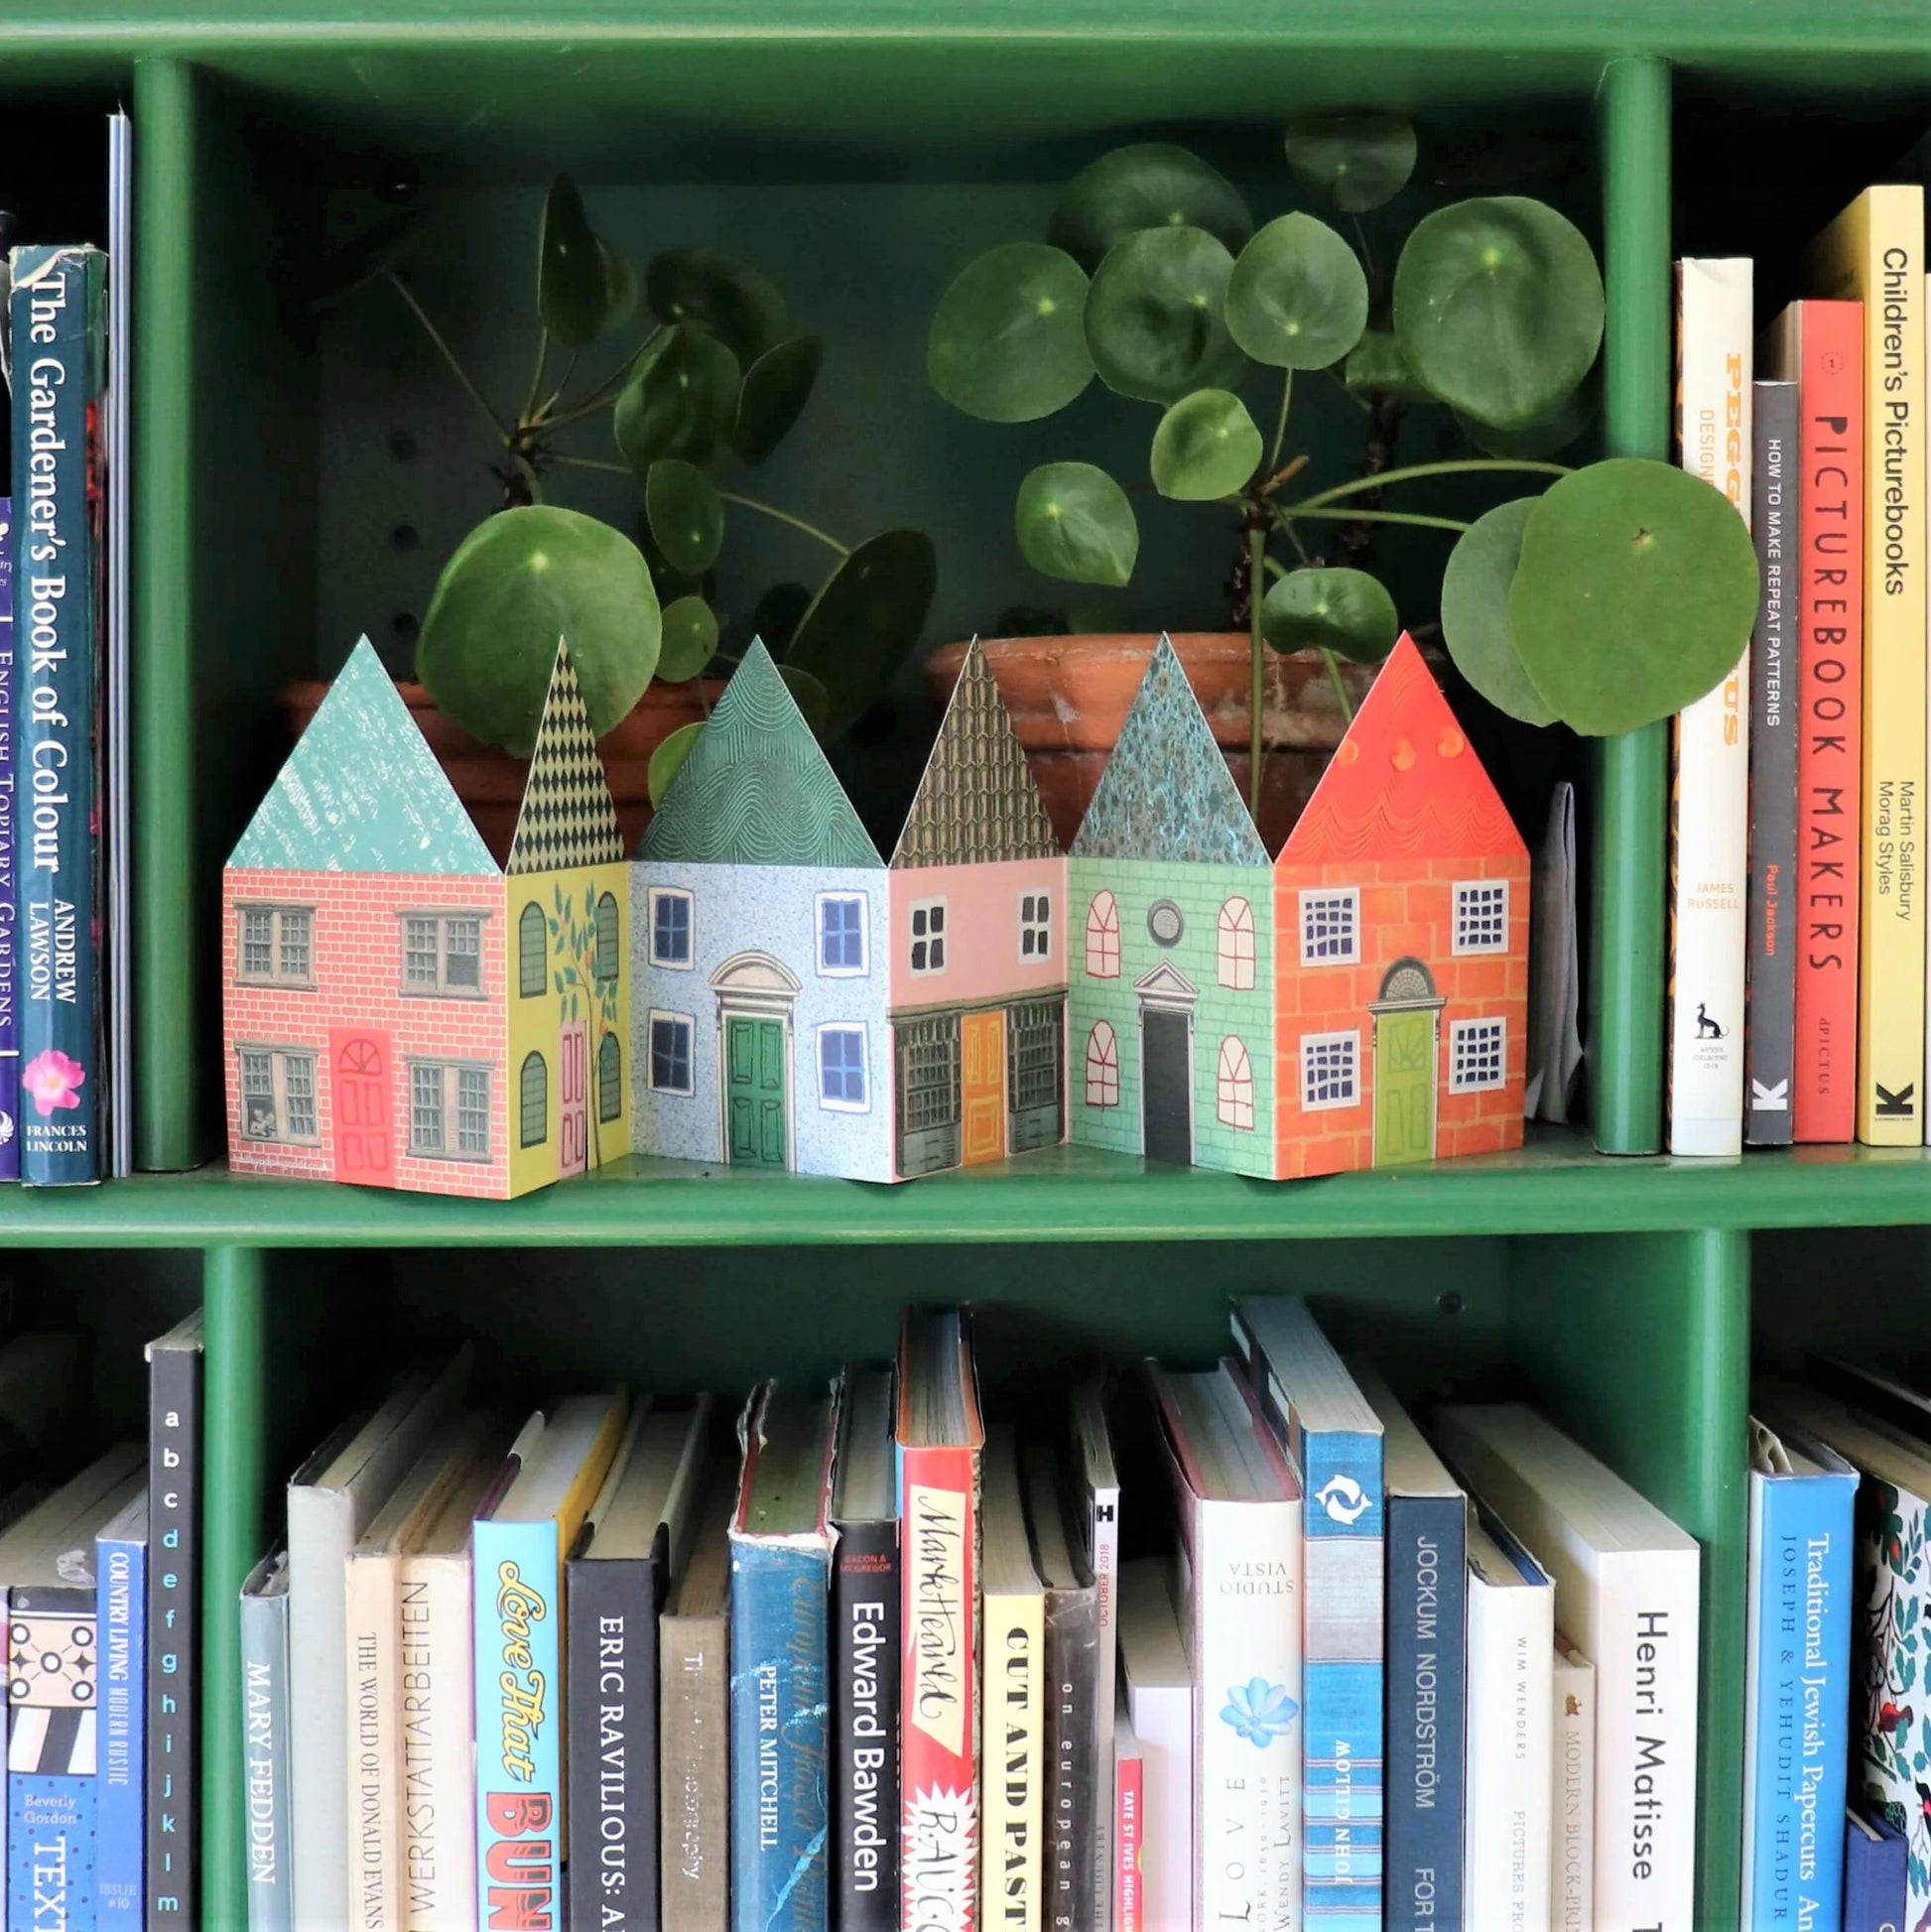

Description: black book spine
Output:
[567,1547,665,1932]
[145,1337,201,1928]
[1043,1587,1099,1932]
[832,1515,899,1931]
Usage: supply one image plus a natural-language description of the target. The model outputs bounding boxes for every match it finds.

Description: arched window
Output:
[1218,897,1256,990]
[518,902,546,998]
[595,892,620,981]
[1218,1036,1254,1131]
[598,1031,622,1122]
[519,1051,548,1147]
[1085,1020,1119,1107]
[1086,890,1120,978]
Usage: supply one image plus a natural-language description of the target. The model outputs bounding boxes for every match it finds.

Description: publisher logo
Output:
[1314,1475,1369,1525]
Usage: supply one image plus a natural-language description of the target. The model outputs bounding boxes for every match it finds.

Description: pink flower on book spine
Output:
[22,1051,85,1117]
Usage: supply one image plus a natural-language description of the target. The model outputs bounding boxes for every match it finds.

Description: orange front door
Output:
[329,1027,393,1186]
[962,1010,1005,1166]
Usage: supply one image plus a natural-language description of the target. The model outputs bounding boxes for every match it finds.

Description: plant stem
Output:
[1247,527,1266,822]
[1324,369,1374,414]
[1290,456,1568,512]
[1267,370,1294,474]
[537,350,579,422]
[1322,647,1354,724]
[523,329,551,425]
[551,452,633,476]
[719,492,851,558]
[1279,505,1473,535]
[547,328,664,426]
[387,272,508,443]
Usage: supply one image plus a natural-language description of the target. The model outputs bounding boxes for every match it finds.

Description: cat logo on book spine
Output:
[1876,1082,1917,1118]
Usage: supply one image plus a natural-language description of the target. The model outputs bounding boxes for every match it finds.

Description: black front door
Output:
[1141,1009,1192,1166]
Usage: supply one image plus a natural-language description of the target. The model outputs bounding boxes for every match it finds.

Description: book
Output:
[659,1462,731,1932]
[1550,1634,1595,1932]
[1741,1412,1857,1931]
[1116,1560,1189,1932]
[1113,1689,1142,1932]
[472,1389,629,1932]
[1803,187,1927,1144]
[978,1430,1042,1932]
[240,1546,292,1932]
[565,1395,710,1932]
[1069,1380,1119,1918]
[831,1367,900,1932]
[1844,1808,1907,1932]
[0,491,17,1182]
[145,1310,202,1928]
[1669,255,1754,1158]
[95,1485,144,1927]
[1434,1404,1702,1931]
[727,1380,837,1932]
[896,1306,984,1932]
[105,109,133,1179]
[1234,1295,1384,1930]
[1150,1358,1303,1931]
[1747,378,1801,1143]
[10,242,107,1185]
[1765,299,1866,1143]
[1353,1360,1467,1932]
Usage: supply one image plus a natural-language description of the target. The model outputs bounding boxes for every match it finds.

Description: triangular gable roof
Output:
[1070,635,1267,865]
[891,639,1059,868]
[228,635,498,876]
[638,638,880,867]
[506,639,624,875]
[1276,633,1527,868]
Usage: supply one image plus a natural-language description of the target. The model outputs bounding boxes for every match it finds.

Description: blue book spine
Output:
[1743,1467,1857,1931]
[96,1528,145,1925]
[9,1584,101,1929]
[0,495,20,1181]
[1384,1493,1465,1932]
[1843,1808,1907,1932]
[728,1538,830,1932]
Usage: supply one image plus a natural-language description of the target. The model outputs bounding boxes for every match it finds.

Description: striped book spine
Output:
[8,1585,99,1927]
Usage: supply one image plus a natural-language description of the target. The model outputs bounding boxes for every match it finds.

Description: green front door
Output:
[725,1016,788,1168]
[1373,1008,1436,1167]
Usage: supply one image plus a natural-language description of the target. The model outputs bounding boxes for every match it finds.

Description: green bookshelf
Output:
[0,5,1923,1925]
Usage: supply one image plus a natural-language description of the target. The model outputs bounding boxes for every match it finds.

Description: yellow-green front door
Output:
[1374,1009,1436,1166]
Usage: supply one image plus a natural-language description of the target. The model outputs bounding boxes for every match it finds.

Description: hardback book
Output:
[1740,1411,1857,1932]
[1150,1359,1303,1931]
[659,1459,732,1932]
[1550,1634,1595,1932]
[95,1485,145,1927]
[1462,1515,1554,1932]
[727,1381,837,1932]
[1024,1443,1100,1932]
[472,1389,630,1932]
[1434,1405,1702,1931]
[1669,255,1754,1158]
[1116,1559,1190,1932]
[1352,1359,1467,1932]
[1069,1381,1119,1917]
[1234,1296,1384,1931]
[145,1311,202,1929]
[831,1367,900,1932]
[1844,1807,1907,1932]
[979,1429,1044,1932]
[1764,299,1866,1143]
[10,243,107,1185]
[1803,187,1927,1144]
[1746,378,1801,1144]
[1113,1689,1143,1932]
[0,492,17,1181]
[105,110,134,1180]
[566,1395,711,1932]
[240,1546,292,1932]
[896,1307,985,1932]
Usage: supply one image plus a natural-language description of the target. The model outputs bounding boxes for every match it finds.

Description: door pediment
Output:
[1134,960,1199,1007]
[710,950,802,999]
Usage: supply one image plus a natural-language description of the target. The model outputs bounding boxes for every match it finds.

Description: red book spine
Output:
[1792,300,1866,1140]
[1115,1748,1144,1932]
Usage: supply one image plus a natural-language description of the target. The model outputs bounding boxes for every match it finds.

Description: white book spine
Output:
[1123,1674,1191,1932]
[344,1551,402,1930]
[1550,1643,1595,1932]
[1465,1574,1553,1932]
[1091,1481,1120,1915]
[288,1486,358,1931]
[1670,255,1754,1156]
[399,1550,476,1932]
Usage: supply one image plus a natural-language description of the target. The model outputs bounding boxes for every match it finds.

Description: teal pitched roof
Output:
[228,636,498,876]
[1071,635,1268,864]
[639,640,880,867]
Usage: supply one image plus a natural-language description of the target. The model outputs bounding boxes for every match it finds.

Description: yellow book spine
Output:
[978,1587,1045,1931]
[1806,188,1927,1142]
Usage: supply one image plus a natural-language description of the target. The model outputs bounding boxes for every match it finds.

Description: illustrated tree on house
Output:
[550,872,622,1169]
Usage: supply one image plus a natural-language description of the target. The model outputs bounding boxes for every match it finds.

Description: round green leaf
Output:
[613,323,741,474]
[1225,212,1369,371]
[928,243,1094,423]
[1394,196,1605,431]
[733,336,824,463]
[644,247,788,364]
[1048,143,1253,271]
[747,581,813,656]
[537,177,608,348]
[785,531,939,739]
[656,594,719,681]
[1260,566,1398,664]
[416,506,661,758]
[1283,113,1418,213]
[1508,457,1759,735]
[1150,389,1262,500]
[1454,385,1591,458]
[648,720,704,807]
[1345,326,1433,401]
[1085,225,1249,404]
[1014,462,1139,586]
[645,459,724,576]
[1440,498,1557,725]
[777,664,831,736]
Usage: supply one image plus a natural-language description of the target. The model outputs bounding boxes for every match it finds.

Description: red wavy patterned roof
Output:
[1276,633,1527,867]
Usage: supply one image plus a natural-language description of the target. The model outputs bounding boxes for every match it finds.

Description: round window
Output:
[1148,899,1185,947]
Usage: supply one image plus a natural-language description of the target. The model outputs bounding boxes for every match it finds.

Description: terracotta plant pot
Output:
[281,676,726,865]
[925,632,1377,854]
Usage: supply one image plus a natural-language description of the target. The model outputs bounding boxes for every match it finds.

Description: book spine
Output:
[0,496,18,1183]
[1122,1678,1189,1932]
[1086,1486,1118,1920]
[1384,1494,1466,1932]
[403,1551,477,1931]
[1463,1575,1553,1929]
[346,1552,403,1930]
[1042,1587,1098,1932]
[567,1552,663,1932]
[11,247,105,1185]
[1550,1644,1595,1932]
[834,1517,901,1932]
[1747,380,1802,1143]
[8,1585,100,1929]
[97,1529,145,1925]
[240,1584,292,1932]
[1842,1812,1908,1932]
[658,1609,727,1932]
[146,1338,200,1926]
[899,1442,979,1932]
[472,1519,564,1932]
[1114,1742,1142,1932]
[978,1588,1042,1932]
[727,1539,830,1932]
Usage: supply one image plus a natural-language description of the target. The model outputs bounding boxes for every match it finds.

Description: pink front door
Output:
[330,1027,393,1186]
[559,1021,588,1177]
